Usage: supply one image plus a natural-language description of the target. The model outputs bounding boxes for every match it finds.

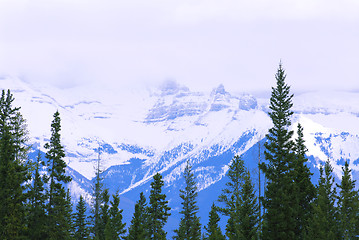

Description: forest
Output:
[1,64,359,240]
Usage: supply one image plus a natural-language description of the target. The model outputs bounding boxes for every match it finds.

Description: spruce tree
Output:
[336,161,359,239]
[92,151,104,240]
[99,189,110,240]
[104,193,126,240]
[45,110,72,239]
[0,89,30,239]
[173,161,201,240]
[74,195,90,240]
[126,192,148,240]
[203,203,225,240]
[307,160,338,239]
[293,123,315,239]
[147,173,171,240]
[237,170,260,240]
[218,155,259,239]
[259,63,297,240]
[27,151,48,240]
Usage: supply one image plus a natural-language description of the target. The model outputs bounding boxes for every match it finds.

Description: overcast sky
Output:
[0,0,358,93]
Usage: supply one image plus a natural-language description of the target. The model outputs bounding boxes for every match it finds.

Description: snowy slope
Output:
[2,76,359,232]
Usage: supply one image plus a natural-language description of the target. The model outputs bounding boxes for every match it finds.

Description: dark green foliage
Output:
[218,155,259,239]
[0,89,30,239]
[27,151,48,240]
[104,193,126,240]
[74,195,90,240]
[65,190,74,238]
[218,155,246,215]
[307,160,338,240]
[45,110,73,239]
[337,161,359,239]
[293,123,315,239]
[99,189,110,240]
[92,155,104,240]
[126,192,148,240]
[218,156,259,240]
[203,203,225,240]
[173,161,201,240]
[259,63,297,240]
[147,173,171,240]
[236,170,260,240]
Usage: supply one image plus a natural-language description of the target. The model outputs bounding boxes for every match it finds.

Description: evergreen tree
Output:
[147,173,171,240]
[307,160,338,240]
[74,195,90,240]
[45,110,73,239]
[259,63,297,240]
[293,123,315,239]
[0,89,30,239]
[65,190,74,238]
[203,203,225,240]
[173,161,201,240]
[236,170,260,240]
[99,189,110,240]
[27,151,48,240]
[104,193,126,240]
[336,161,359,239]
[92,151,104,240]
[126,192,148,240]
[218,155,259,239]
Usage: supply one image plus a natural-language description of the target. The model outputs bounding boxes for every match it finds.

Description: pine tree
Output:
[259,63,297,240]
[0,89,30,239]
[74,195,90,240]
[65,190,74,238]
[336,161,359,239]
[218,155,259,239]
[292,123,315,239]
[307,160,338,240]
[173,161,201,240]
[104,193,126,240]
[45,110,73,240]
[99,189,110,240]
[237,170,260,240]
[126,192,148,240]
[92,150,104,240]
[147,173,171,240]
[203,203,225,240]
[27,151,48,240]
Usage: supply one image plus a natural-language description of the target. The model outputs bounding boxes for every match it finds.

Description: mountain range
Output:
[2,76,359,234]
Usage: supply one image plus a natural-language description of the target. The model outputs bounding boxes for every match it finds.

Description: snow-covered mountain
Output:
[2,76,359,233]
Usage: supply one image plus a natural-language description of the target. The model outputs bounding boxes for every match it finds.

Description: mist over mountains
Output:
[2,76,359,233]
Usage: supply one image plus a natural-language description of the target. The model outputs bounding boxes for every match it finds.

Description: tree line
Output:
[1,63,359,239]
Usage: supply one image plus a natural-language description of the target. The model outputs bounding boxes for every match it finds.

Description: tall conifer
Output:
[45,110,72,239]
[74,195,90,240]
[203,203,225,240]
[259,63,297,239]
[92,152,104,240]
[337,161,359,239]
[126,192,148,240]
[293,123,315,239]
[307,160,338,239]
[104,193,126,240]
[173,161,201,240]
[27,151,48,239]
[218,155,259,239]
[0,89,30,239]
[147,173,171,240]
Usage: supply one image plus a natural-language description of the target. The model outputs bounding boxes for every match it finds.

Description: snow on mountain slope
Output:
[2,76,359,232]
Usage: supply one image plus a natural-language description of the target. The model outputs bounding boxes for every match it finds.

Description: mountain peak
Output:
[211,84,227,96]
[159,79,189,96]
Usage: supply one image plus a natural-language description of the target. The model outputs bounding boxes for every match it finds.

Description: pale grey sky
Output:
[0,0,358,93]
